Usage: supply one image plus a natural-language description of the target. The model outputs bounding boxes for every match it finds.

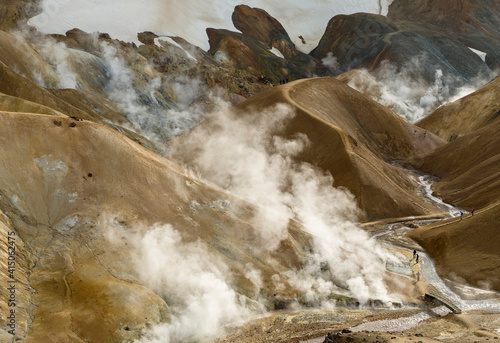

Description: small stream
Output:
[350,172,500,333]
[415,174,461,217]
[300,172,499,340]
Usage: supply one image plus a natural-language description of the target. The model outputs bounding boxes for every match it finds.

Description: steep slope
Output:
[0,30,59,87]
[404,77,500,293]
[417,76,500,141]
[206,28,307,81]
[207,6,324,82]
[0,0,40,31]
[388,0,500,69]
[171,77,446,221]
[409,203,500,291]
[0,59,160,152]
[0,92,64,116]
[0,111,313,341]
[0,27,278,151]
[406,119,500,210]
[310,13,491,89]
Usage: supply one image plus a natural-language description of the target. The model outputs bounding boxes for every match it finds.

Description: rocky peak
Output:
[137,31,159,45]
[310,12,492,90]
[232,4,296,59]
[388,0,500,69]
[0,0,42,31]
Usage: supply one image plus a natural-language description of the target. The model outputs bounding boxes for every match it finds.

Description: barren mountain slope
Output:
[0,112,313,342]
[417,76,500,141]
[409,202,500,291]
[172,77,446,221]
[407,118,500,210]
[405,114,500,292]
[388,0,500,69]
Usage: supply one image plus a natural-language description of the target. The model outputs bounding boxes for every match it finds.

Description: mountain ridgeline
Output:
[0,0,499,342]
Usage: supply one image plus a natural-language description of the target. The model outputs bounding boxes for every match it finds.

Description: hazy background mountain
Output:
[0,0,499,342]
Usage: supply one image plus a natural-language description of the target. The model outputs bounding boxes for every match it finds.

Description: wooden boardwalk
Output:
[425,284,462,314]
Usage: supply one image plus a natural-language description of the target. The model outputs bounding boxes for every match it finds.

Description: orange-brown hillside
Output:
[417,76,500,142]
[405,83,500,292]
[407,119,500,210]
[0,112,311,342]
[172,77,446,221]
[409,202,500,291]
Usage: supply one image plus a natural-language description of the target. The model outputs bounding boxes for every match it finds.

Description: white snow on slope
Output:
[29,0,394,53]
[270,47,284,59]
[468,47,487,62]
[154,37,197,61]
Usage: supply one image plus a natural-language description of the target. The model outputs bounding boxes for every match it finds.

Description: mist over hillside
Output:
[0,1,499,342]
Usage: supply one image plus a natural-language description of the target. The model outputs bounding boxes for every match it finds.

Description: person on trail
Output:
[413,249,416,257]
[460,211,463,220]
[472,208,474,216]
[416,254,419,263]
[417,271,421,282]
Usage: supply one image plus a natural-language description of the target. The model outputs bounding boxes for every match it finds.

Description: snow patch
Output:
[30,0,395,53]
[270,47,284,59]
[154,37,197,61]
[468,47,487,62]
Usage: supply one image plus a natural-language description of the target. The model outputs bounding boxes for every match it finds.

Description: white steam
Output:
[101,101,404,343]
[322,52,340,73]
[98,42,209,147]
[9,30,79,89]
[38,40,78,89]
[171,102,401,305]
[131,224,255,343]
[346,60,492,123]
[100,42,149,119]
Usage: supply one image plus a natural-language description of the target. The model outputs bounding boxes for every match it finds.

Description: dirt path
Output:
[281,79,418,198]
[419,201,500,231]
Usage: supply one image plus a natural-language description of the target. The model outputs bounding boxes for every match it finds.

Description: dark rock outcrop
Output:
[310,13,493,90]
[137,31,158,45]
[207,5,326,83]
[388,0,500,70]
[232,5,296,59]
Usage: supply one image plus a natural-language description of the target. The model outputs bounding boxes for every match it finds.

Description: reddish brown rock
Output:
[137,31,158,45]
[0,0,41,31]
[207,28,262,72]
[232,5,295,58]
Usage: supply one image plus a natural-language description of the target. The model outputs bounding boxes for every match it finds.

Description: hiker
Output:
[413,249,416,257]
[471,207,474,216]
[417,271,421,282]
[416,254,419,263]
[460,211,463,220]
